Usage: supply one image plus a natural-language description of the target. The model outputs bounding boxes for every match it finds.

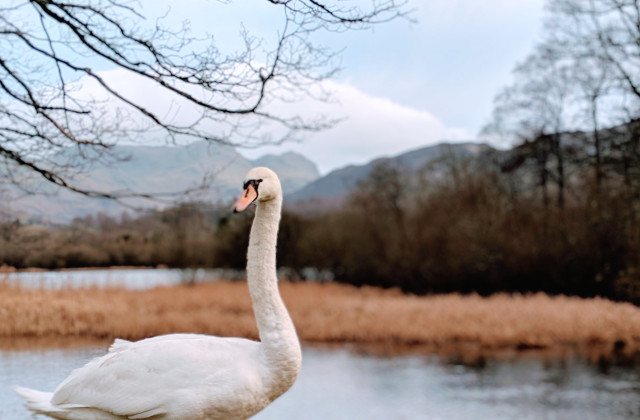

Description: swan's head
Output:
[234,167,282,212]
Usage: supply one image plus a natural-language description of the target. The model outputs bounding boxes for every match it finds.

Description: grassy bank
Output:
[1,281,639,357]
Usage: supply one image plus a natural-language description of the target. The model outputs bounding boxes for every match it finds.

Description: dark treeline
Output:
[0,204,225,270]
[284,138,640,303]
[1,133,640,304]
[315,154,640,303]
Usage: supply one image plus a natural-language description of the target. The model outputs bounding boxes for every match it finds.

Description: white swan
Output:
[14,167,302,420]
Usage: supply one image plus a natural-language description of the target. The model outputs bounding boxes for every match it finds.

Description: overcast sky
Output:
[116,0,548,174]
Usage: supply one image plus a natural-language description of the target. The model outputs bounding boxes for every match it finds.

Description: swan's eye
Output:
[243,179,263,191]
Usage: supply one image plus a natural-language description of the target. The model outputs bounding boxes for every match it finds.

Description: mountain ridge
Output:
[2,141,490,224]
[287,141,491,206]
[2,142,319,224]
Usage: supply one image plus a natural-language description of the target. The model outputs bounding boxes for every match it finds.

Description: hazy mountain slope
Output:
[2,140,493,223]
[289,142,490,204]
[3,142,319,224]
[252,152,320,194]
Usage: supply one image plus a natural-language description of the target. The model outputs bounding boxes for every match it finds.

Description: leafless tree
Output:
[546,0,640,187]
[482,45,573,208]
[0,0,408,198]
[484,0,640,207]
[548,0,640,101]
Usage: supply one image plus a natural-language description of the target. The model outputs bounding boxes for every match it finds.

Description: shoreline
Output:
[2,281,640,359]
[0,265,165,273]
[1,336,636,367]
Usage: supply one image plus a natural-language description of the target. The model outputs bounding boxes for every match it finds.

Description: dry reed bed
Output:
[1,282,639,354]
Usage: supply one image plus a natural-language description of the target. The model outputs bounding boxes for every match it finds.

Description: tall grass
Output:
[2,282,639,355]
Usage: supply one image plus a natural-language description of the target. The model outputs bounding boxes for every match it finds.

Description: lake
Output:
[1,269,639,419]
[0,268,230,290]
[1,343,639,419]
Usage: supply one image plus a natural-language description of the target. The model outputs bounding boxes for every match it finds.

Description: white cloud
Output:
[241,80,472,174]
[72,68,471,175]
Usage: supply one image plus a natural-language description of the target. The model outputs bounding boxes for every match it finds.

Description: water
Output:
[0,267,327,289]
[1,344,639,419]
[0,268,230,290]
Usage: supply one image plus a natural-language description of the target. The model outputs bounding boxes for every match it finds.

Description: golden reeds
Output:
[1,281,639,354]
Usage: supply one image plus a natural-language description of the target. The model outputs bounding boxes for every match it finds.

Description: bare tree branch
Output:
[0,0,409,198]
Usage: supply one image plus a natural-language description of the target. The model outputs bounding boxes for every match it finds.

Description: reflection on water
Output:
[1,343,639,420]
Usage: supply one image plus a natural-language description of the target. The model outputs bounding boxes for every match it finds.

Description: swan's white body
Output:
[15,167,302,420]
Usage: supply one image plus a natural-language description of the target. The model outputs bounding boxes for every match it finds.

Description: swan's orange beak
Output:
[234,184,259,212]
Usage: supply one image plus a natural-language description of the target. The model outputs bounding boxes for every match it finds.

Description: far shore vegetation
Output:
[1,142,640,305]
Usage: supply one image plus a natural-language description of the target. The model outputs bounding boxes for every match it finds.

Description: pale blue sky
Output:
[321,0,546,132]
[114,0,548,173]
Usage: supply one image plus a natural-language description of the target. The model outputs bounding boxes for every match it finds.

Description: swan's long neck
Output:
[247,196,301,395]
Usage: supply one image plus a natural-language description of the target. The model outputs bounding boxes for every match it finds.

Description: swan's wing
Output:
[51,334,262,419]
[51,338,170,418]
